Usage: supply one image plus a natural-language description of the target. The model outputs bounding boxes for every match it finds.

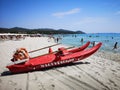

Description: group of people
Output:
[80,38,119,49]
[2,34,118,62]
[0,35,26,40]
[47,35,62,43]
[0,34,46,41]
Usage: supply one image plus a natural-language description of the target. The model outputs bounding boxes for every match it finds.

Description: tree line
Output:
[0,27,85,34]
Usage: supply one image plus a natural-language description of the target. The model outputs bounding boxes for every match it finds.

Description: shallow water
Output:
[56,33,120,53]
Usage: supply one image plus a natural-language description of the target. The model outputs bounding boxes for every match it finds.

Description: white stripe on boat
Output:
[40,58,75,68]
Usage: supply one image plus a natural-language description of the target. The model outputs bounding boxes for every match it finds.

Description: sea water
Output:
[56,33,120,53]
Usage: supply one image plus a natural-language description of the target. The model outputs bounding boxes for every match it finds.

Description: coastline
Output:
[0,36,120,90]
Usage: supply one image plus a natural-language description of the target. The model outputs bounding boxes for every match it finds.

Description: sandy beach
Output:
[0,36,120,90]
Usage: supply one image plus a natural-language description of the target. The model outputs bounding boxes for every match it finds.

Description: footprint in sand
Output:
[116,66,120,71]
[0,79,2,83]
[8,80,17,86]
[0,79,2,90]
[111,69,116,73]
[109,79,117,87]
[95,72,100,76]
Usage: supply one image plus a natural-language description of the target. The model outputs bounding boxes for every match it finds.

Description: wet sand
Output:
[0,36,120,90]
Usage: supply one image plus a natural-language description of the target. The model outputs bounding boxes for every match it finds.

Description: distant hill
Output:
[0,27,86,34]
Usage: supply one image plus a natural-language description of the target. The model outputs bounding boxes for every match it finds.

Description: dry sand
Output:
[0,36,120,90]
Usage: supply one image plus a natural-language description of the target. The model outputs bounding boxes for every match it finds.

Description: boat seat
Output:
[58,47,69,56]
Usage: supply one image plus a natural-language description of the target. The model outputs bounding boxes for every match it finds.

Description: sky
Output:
[0,0,120,33]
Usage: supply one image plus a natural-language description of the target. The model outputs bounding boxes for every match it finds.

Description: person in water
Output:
[81,38,83,43]
[113,42,118,49]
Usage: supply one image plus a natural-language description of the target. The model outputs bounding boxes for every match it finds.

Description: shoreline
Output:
[0,36,120,90]
[94,50,120,64]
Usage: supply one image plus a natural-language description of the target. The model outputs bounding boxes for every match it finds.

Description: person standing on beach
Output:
[56,37,59,43]
[92,41,95,47]
[113,42,118,49]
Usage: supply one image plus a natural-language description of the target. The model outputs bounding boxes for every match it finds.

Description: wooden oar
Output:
[30,46,75,59]
[28,43,61,53]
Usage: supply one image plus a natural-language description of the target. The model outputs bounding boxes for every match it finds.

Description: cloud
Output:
[52,8,80,18]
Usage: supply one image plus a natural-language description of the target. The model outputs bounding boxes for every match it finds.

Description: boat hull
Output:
[7,58,78,73]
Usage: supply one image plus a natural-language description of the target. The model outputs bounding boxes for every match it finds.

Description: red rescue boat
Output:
[6,42,102,73]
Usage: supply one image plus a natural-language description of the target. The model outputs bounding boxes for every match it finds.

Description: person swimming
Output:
[113,42,118,49]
